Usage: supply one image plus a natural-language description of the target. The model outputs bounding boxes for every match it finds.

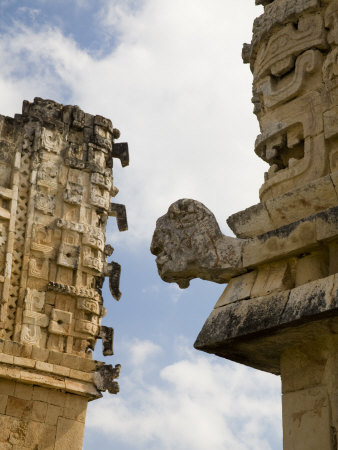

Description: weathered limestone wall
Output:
[151,1,338,449]
[0,97,128,448]
[0,379,87,449]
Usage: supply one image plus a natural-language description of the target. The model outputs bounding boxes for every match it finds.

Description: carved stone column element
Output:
[0,97,129,449]
[151,1,338,448]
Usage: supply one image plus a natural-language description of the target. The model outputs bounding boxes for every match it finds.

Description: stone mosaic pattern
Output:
[0,97,128,448]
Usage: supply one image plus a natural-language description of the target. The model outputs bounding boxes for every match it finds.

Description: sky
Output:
[0,1,282,449]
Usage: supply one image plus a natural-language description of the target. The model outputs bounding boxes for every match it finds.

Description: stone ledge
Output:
[227,174,338,238]
[0,362,100,399]
[0,341,101,373]
[0,350,102,399]
[194,274,338,374]
[241,206,338,268]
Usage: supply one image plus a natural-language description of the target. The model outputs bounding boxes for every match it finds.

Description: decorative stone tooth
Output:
[108,262,122,301]
[112,142,129,167]
[109,203,128,231]
[98,326,114,356]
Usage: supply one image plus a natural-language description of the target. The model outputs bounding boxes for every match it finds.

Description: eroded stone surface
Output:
[151,199,244,288]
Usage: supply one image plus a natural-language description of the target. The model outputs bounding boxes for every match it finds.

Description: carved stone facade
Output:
[152,1,338,449]
[0,97,129,449]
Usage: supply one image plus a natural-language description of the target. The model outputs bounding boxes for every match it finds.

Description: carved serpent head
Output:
[150,199,223,288]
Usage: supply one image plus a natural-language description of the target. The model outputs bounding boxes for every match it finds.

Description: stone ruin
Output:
[152,0,338,448]
[0,97,128,448]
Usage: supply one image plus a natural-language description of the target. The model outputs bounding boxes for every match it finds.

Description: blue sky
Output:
[0,1,282,449]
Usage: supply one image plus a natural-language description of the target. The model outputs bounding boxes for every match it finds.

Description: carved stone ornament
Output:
[151,199,243,288]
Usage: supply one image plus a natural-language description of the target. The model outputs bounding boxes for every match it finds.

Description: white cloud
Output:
[0,0,266,247]
[127,338,162,366]
[86,341,281,450]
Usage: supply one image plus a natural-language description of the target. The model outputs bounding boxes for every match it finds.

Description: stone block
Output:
[266,175,338,227]
[280,346,327,394]
[47,390,66,407]
[295,251,329,286]
[226,202,273,238]
[19,344,32,359]
[0,415,11,443]
[53,365,70,377]
[282,387,331,450]
[31,400,48,422]
[36,361,53,373]
[14,383,33,401]
[3,342,21,357]
[24,421,56,449]
[6,396,32,419]
[0,380,15,396]
[55,417,85,450]
[13,356,35,369]
[48,309,72,335]
[78,357,97,373]
[31,346,49,362]
[32,386,48,402]
[281,276,335,324]
[0,395,7,414]
[242,218,317,267]
[251,261,292,298]
[47,350,63,365]
[0,354,13,365]
[69,369,93,383]
[315,206,338,241]
[214,271,257,308]
[64,394,87,422]
[62,354,81,370]
[45,404,63,426]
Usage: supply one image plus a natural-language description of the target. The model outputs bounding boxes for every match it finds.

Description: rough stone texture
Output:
[0,380,87,449]
[151,199,245,288]
[151,1,338,449]
[0,98,128,448]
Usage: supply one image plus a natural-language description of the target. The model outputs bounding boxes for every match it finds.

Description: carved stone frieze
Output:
[64,181,84,205]
[35,191,56,215]
[48,308,72,335]
[90,185,110,210]
[254,13,326,80]
[39,127,62,154]
[0,98,129,419]
[20,289,48,347]
[57,243,80,269]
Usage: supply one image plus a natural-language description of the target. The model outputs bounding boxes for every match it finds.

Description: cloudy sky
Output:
[0,1,282,449]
